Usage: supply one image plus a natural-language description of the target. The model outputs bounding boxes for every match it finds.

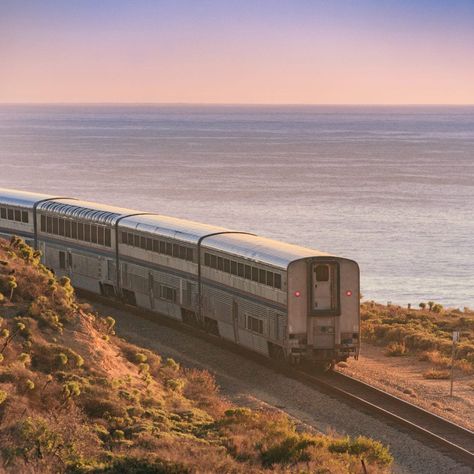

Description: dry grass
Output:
[0,237,395,473]
[423,369,451,380]
[385,342,408,356]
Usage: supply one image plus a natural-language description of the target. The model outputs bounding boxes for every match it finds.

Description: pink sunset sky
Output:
[1,0,473,104]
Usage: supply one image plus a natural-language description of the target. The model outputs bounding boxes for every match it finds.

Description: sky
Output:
[1,0,473,104]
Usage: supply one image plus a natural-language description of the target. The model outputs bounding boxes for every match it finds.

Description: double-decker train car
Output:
[0,188,360,367]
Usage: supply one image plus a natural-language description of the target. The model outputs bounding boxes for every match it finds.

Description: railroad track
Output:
[288,369,474,468]
[78,290,474,469]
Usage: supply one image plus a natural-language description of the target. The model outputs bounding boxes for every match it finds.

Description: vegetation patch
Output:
[362,301,474,373]
[423,369,451,380]
[0,237,394,472]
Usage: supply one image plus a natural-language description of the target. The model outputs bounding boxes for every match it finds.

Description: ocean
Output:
[0,104,473,308]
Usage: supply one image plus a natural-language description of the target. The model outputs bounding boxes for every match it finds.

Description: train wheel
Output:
[313,361,332,372]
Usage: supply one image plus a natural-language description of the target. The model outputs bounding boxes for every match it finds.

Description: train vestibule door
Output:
[312,263,336,311]
[232,300,239,343]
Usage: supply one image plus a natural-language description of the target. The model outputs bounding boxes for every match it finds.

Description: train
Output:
[0,188,360,369]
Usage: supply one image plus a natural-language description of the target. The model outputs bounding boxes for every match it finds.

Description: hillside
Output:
[0,237,393,473]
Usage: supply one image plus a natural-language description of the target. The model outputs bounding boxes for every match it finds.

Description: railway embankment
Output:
[338,301,474,431]
[0,237,394,472]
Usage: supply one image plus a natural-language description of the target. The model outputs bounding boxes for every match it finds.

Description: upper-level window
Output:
[203,251,283,290]
[40,214,112,248]
[0,206,29,224]
[120,231,194,262]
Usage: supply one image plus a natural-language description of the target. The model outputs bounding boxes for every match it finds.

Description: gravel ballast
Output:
[91,302,472,474]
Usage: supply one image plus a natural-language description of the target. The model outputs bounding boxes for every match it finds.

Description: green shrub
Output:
[56,353,69,366]
[260,435,316,467]
[0,389,7,405]
[385,342,407,356]
[134,353,147,364]
[423,369,450,379]
[164,358,180,371]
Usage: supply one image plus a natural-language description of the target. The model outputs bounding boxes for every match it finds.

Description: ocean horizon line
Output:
[1,102,474,108]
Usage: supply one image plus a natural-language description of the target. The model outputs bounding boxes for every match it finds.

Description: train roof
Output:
[202,233,330,269]
[0,189,52,209]
[0,188,332,269]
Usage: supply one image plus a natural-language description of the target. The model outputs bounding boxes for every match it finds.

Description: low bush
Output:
[423,369,450,380]
[385,342,407,356]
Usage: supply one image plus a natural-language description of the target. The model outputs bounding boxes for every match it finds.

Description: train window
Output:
[78,223,84,240]
[166,242,172,256]
[52,217,59,235]
[71,222,77,239]
[245,265,251,279]
[179,246,187,260]
[251,267,259,282]
[204,253,210,266]
[7,208,13,220]
[238,263,244,278]
[153,239,159,252]
[121,232,128,244]
[68,252,73,267]
[59,251,66,269]
[105,228,111,247]
[128,233,134,246]
[140,236,146,249]
[259,269,266,284]
[315,265,329,282]
[59,218,65,236]
[0,208,5,219]
[246,315,263,334]
[266,271,274,287]
[160,285,177,302]
[274,274,282,289]
[223,258,230,273]
[146,238,153,251]
[172,243,179,257]
[159,241,166,254]
[40,215,46,231]
[230,260,237,275]
[84,224,91,242]
[217,256,223,270]
[210,254,217,269]
[14,210,21,222]
[46,216,52,233]
[98,227,105,245]
[186,248,193,261]
[21,211,28,223]
[91,225,98,244]
[134,234,140,247]
[65,220,71,238]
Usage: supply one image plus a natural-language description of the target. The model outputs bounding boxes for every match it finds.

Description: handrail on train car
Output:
[197,232,256,325]
[33,197,77,249]
[114,213,157,298]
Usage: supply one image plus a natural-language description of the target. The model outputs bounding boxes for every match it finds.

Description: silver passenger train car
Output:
[0,188,360,367]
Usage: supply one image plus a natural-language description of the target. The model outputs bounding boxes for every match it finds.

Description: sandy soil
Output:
[337,343,474,432]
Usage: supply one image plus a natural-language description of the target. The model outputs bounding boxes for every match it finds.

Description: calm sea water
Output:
[0,105,473,308]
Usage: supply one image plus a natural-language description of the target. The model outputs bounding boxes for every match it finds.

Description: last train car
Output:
[0,188,360,367]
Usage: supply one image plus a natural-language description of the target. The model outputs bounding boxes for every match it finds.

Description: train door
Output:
[148,272,155,309]
[312,262,338,312]
[232,300,239,343]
